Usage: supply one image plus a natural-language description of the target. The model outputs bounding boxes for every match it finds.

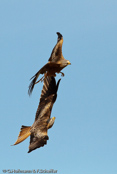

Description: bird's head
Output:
[60,59,71,68]
[67,60,71,65]
[53,117,56,121]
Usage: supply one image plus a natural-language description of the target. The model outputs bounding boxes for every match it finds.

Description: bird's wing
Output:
[28,133,48,153]
[28,96,54,153]
[28,77,61,153]
[35,76,61,121]
[48,32,65,63]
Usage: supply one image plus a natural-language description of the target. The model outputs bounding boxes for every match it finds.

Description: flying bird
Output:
[13,76,61,153]
[28,32,71,95]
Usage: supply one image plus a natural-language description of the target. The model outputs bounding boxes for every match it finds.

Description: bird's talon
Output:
[60,72,64,77]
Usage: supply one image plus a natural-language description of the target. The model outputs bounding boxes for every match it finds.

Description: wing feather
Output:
[48,32,64,63]
[28,76,61,152]
[35,76,60,121]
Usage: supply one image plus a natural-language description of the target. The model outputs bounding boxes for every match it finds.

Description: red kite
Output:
[28,32,70,95]
[13,76,61,153]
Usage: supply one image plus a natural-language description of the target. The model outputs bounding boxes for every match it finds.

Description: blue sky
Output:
[1,0,117,174]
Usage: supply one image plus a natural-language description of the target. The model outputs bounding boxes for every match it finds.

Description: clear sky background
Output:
[1,0,117,174]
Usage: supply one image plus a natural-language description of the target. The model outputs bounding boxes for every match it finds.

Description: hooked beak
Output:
[67,60,71,65]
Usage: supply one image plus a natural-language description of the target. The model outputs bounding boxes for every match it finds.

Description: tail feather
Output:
[28,64,49,96]
[28,70,41,96]
[13,125,31,145]
[28,77,37,96]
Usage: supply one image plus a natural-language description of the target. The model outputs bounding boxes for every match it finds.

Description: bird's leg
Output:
[35,72,56,84]
[60,72,64,77]
[38,72,48,81]
[35,75,45,84]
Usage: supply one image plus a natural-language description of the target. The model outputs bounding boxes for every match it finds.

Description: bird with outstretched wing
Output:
[13,76,61,153]
[28,32,71,96]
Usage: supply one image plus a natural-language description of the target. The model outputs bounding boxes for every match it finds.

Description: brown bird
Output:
[28,32,71,95]
[13,76,61,153]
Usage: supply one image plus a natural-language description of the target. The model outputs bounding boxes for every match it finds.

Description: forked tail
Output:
[13,125,31,145]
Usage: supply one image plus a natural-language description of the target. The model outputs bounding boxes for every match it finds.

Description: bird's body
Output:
[13,76,61,153]
[28,32,71,95]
